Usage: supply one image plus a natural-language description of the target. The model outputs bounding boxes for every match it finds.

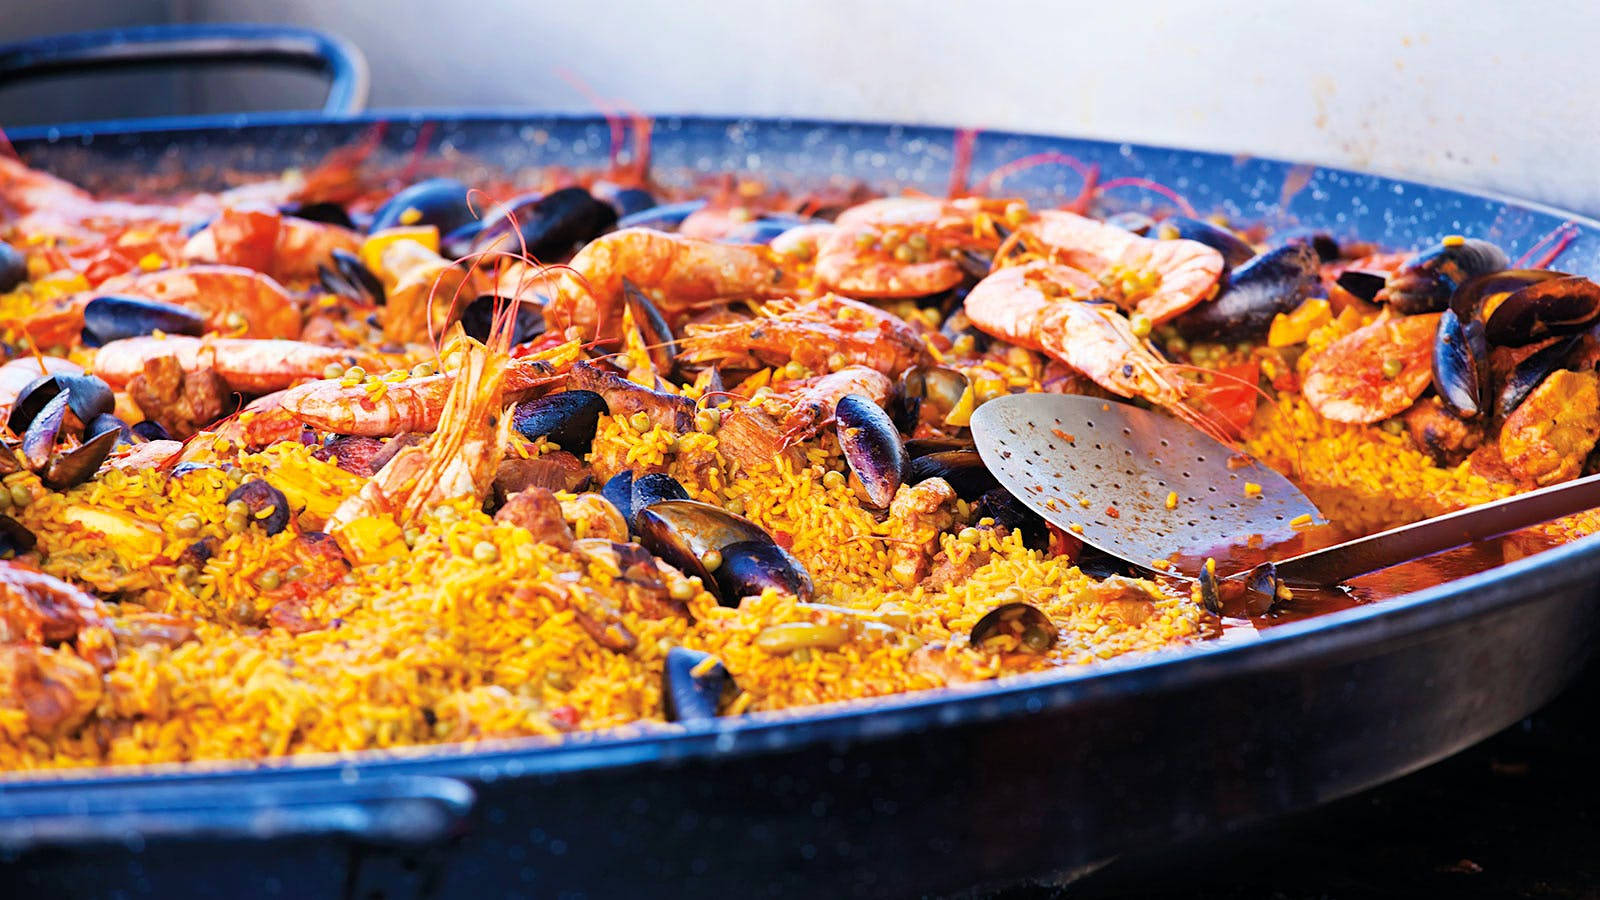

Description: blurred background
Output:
[4,0,1599,215]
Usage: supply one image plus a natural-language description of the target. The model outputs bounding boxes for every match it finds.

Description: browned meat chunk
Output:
[495,487,575,549]
[1403,397,1483,466]
[1500,369,1600,486]
[128,354,228,438]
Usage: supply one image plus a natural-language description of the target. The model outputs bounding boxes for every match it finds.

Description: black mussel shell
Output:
[1431,307,1490,419]
[1471,272,1600,347]
[226,479,291,535]
[10,373,113,434]
[1156,216,1255,268]
[281,201,354,230]
[938,307,992,354]
[1335,269,1388,303]
[1281,229,1341,262]
[82,294,207,347]
[631,472,689,525]
[1376,237,1509,314]
[904,436,976,458]
[835,394,905,509]
[510,390,608,455]
[905,450,997,500]
[86,413,129,443]
[0,514,36,559]
[616,200,706,232]
[0,240,26,293]
[1076,545,1137,580]
[42,426,118,490]
[1241,562,1284,617]
[468,188,618,262]
[602,471,636,525]
[636,499,812,606]
[21,392,68,470]
[8,375,63,435]
[894,366,970,433]
[1497,336,1581,419]
[972,487,1049,550]
[662,646,735,723]
[715,540,814,606]
[952,249,995,282]
[369,178,476,234]
[131,420,171,442]
[622,278,677,375]
[1175,243,1320,341]
[1105,211,1155,236]
[599,187,658,219]
[460,294,546,345]
[317,248,385,305]
[970,602,1058,654]
[1198,564,1223,615]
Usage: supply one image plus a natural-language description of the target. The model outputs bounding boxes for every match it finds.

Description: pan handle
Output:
[0,23,369,117]
[0,773,473,851]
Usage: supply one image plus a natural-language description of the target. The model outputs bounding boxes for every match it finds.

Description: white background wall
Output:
[6,1,1600,214]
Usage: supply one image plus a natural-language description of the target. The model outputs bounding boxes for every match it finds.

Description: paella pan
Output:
[1,24,1599,900]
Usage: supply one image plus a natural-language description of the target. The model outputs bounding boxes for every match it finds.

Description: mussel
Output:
[317,248,385,305]
[368,178,477,235]
[893,366,970,433]
[636,499,813,606]
[1105,211,1156,236]
[81,295,206,347]
[1197,563,1223,615]
[1156,216,1255,269]
[601,471,636,525]
[510,390,609,455]
[1239,561,1286,617]
[0,515,36,559]
[662,646,736,723]
[225,479,291,535]
[972,487,1049,550]
[835,393,906,509]
[459,188,617,262]
[1496,335,1582,419]
[616,200,707,232]
[17,391,120,491]
[1458,270,1600,347]
[721,216,813,245]
[904,436,976,458]
[1431,307,1490,419]
[1174,243,1320,341]
[631,472,690,524]
[622,278,677,375]
[0,240,26,293]
[1334,269,1388,303]
[904,450,997,500]
[280,201,355,230]
[1375,237,1509,314]
[8,373,115,434]
[130,420,171,442]
[595,186,659,219]
[1280,228,1342,262]
[460,294,546,345]
[970,602,1058,654]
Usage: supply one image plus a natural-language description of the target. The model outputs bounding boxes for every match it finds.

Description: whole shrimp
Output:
[540,227,800,342]
[182,206,363,283]
[93,335,384,395]
[965,261,1221,437]
[1011,210,1225,324]
[91,264,303,339]
[774,365,893,446]
[678,294,928,376]
[811,196,1014,299]
[326,315,519,561]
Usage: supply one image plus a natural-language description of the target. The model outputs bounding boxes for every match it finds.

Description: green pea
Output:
[256,570,282,591]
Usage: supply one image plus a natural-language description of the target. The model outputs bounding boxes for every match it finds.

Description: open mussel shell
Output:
[1105,211,1155,236]
[1241,562,1285,617]
[903,436,976,458]
[601,471,636,525]
[225,479,291,535]
[1156,216,1255,268]
[905,450,997,500]
[622,278,677,375]
[368,178,477,234]
[1280,228,1342,262]
[1468,271,1600,347]
[467,188,618,262]
[594,185,658,219]
[1376,237,1509,314]
[893,366,969,433]
[835,394,906,509]
[972,487,1049,550]
[460,294,546,345]
[970,602,1058,654]
[1197,564,1223,615]
[131,420,171,442]
[317,248,385,305]
[1497,335,1581,419]
[281,201,354,230]
[1175,243,1320,340]
[8,373,114,434]
[1335,269,1388,303]
[86,413,130,444]
[42,426,119,490]
[662,646,736,723]
[1431,307,1490,419]
[636,499,813,606]
[631,472,689,522]
[0,240,26,293]
[0,514,36,559]
[511,390,608,455]
[20,392,68,471]
[82,295,206,346]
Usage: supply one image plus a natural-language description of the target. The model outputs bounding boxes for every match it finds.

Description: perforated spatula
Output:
[971,393,1600,585]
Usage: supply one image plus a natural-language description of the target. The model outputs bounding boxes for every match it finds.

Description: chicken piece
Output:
[1403,397,1483,466]
[886,477,959,587]
[715,405,805,474]
[923,541,995,591]
[0,563,107,645]
[1085,575,1158,625]
[1499,369,1600,486]
[495,487,575,549]
[0,643,102,738]
[127,354,229,438]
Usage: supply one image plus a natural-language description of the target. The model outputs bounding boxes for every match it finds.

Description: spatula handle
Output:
[1272,471,1600,585]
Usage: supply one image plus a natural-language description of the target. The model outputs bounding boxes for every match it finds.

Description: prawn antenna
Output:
[946,127,980,199]
[1514,221,1580,269]
[975,151,1096,201]
[1093,177,1197,219]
